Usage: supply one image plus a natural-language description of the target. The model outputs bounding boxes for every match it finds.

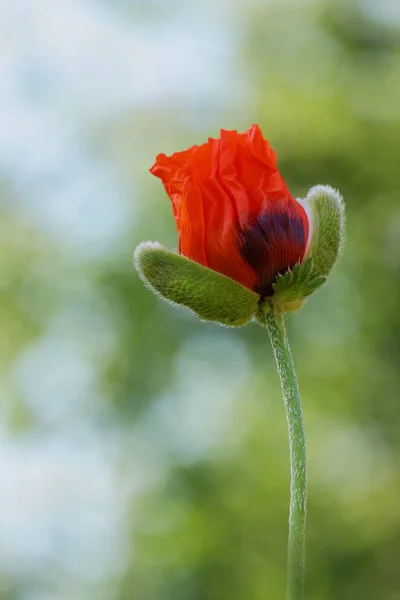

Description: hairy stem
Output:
[265,310,307,600]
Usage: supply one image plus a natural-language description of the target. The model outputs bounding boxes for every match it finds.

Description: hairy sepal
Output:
[304,185,345,278]
[134,242,260,327]
[268,185,344,313]
[271,258,327,312]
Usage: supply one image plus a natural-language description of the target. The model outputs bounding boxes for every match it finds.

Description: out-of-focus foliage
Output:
[1,1,400,599]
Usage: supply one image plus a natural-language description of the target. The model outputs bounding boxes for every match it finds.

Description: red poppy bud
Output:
[150,124,310,298]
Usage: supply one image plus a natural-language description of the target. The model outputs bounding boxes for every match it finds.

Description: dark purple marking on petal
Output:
[238,210,306,297]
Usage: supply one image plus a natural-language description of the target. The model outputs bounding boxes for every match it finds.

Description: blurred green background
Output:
[1,1,400,599]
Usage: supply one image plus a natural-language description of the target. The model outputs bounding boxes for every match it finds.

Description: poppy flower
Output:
[150,124,310,298]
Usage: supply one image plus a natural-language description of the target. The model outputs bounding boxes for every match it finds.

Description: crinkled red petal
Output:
[150,124,309,295]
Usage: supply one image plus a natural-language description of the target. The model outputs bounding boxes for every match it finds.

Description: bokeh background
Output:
[1,0,400,599]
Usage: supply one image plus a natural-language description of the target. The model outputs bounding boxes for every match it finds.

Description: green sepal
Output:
[267,185,344,313]
[271,257,327,312]
[134,242,260,327]
[303,185,345,278]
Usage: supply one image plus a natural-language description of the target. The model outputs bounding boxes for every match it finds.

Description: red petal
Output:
[150,124,309,295]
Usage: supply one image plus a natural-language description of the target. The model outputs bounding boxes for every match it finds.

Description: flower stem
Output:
[265,310,307,600]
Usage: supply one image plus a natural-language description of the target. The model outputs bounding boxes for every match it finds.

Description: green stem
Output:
[265,310,307,600]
